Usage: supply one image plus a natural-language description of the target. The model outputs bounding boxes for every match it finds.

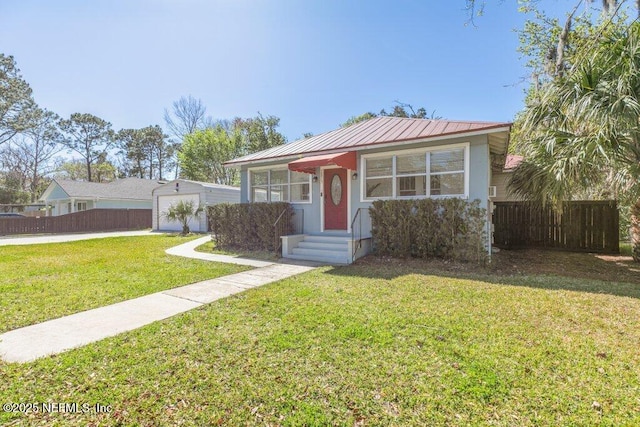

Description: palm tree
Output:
[510,21,640,259]
[163,200,203,235]
[631,201,640,260]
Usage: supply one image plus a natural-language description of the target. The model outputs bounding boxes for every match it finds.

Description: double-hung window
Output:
[365,157,393,198]
[249,169,311,203]
[250,171,269,202]
[396,154,427,197]
[362,144,468,201]
[290,171,311,202]
[269,170,289,202]
[430,149,465,196]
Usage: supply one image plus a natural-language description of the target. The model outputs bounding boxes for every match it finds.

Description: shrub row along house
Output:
[225,116,512,264]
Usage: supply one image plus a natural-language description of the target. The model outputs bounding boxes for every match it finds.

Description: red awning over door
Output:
[287,151,357,174]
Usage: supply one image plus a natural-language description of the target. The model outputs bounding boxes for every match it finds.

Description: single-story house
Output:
[39,177,161,216]
[152,179,240,232]
[225,116,512,264]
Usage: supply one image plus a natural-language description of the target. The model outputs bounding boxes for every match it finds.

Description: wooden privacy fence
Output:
[493,201,619,253]
[0,209,151,236]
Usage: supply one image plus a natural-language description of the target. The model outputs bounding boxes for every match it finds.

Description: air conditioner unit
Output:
[488,186,497,198]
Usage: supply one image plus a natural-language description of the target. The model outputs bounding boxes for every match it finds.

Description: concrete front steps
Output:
[281,234,371,265]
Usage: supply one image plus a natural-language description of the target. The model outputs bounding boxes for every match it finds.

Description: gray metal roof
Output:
[150,179,240,195]
[225,116,511,166]
[50,177,162,200]
[176,179,240,192]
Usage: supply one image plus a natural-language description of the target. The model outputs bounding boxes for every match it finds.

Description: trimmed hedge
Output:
[369,198,488,264]
[207,202,293,251]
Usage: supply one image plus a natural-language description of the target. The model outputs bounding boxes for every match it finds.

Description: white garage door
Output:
[157,194,202,232]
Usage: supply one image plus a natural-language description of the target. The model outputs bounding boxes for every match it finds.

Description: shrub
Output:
[207,202,293,251]
[369,198,488,264]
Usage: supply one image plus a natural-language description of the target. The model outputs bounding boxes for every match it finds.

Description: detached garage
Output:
[152,180,240,232]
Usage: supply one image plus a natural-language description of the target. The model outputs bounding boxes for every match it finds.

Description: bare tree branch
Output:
[163,95,207,142]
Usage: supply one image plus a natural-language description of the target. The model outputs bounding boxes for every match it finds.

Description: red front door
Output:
[324,168,347,230]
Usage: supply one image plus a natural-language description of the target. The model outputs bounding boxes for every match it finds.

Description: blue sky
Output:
[2,0,579,142]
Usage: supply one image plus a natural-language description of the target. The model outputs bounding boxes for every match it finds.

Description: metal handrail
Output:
[273,208,289,255]
[273,208,288,228]
[350,208,363,262]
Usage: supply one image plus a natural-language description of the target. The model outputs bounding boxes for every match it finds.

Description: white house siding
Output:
[490,171,521,202]
[152,180,240,232]
[46,185,69,200]
[94,199,152,209]
[202,185,241,205]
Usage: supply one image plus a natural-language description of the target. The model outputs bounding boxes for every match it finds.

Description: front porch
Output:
[281,233,371,265]
[277,152,372,264]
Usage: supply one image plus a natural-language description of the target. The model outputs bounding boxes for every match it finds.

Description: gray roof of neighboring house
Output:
[163,179,240,192]
[225,116,512,166]
[46,177,163,201]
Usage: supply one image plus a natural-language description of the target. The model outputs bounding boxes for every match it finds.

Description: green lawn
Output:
[1,255,639,426]
[195,239,279,261]
[0,235,250,333]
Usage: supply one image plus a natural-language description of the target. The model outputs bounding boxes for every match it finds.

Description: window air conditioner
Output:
[488,186,497,198]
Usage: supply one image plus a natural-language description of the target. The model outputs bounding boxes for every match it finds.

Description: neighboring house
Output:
[225,116,512,264]
[0,204,46,217]
[39,178,161,216]
[490,154,524,202]
[152,179,240,233]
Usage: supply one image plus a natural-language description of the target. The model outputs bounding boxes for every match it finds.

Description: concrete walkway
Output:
[0,230,156,246]
[165,236,274,267]
[0,236,316,363]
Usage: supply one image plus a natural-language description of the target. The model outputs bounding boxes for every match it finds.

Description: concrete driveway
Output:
[0,230,157,246]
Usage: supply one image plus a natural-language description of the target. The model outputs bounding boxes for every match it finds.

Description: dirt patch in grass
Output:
[356,248,640,285]
[491,248,640,284]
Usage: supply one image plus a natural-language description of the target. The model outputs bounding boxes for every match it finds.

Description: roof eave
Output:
[224,125,512,168]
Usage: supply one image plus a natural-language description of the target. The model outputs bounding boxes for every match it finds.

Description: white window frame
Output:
[249,170,270,203]
[360,142,470,202]
[76,201,87,211]
[428,146,467,197]
[247,167,313,204]
[396,152,428,199]
[363,155,394,200]
[289,171,312,204]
